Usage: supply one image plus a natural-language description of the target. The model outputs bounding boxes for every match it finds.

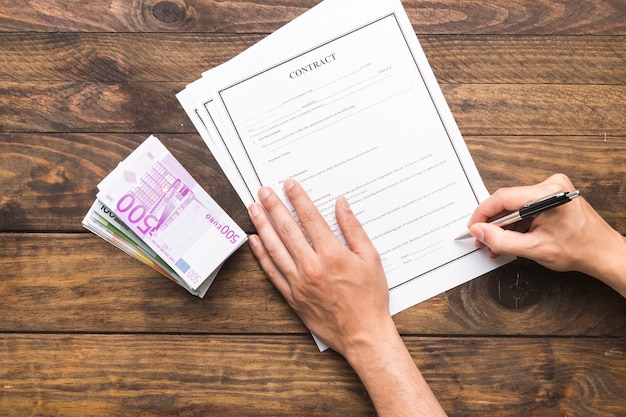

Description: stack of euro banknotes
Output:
[82,135,246,297]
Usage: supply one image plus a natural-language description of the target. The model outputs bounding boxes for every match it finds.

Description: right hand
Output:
[467,174,626,295]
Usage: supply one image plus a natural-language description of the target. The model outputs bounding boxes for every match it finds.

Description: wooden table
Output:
[1,1,625,415]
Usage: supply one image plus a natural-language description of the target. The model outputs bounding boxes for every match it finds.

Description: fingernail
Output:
[248,234,259,248]
[248,202,261,217]
[283,178,295,191]
[258,187,271,200]
[338,195,350,211]
[470,224,484,242]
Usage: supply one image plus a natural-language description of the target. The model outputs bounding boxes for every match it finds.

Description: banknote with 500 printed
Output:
[97,135,246,290]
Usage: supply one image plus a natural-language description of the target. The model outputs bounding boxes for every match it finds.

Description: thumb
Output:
[470,222,533,258]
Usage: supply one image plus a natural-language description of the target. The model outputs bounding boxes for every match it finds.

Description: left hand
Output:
[247,178,394,357]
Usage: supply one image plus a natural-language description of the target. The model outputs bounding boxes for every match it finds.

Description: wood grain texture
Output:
[466,135,626,226]
[1,334,624,416]
[0,81,187,133]
[2,133,623,233]
[448,84,626,136]
[0,133,250,231]
[1,0,625,35]
[1,0,625,414]
[1,83,624,135]
[1,233,625,336]
[0,33,260,82]
[0,34,624,84]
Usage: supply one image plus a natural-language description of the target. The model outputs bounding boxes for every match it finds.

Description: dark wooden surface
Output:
[1,1,625,415]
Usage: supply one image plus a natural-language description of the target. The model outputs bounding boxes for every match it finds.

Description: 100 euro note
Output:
[96,135,247,291]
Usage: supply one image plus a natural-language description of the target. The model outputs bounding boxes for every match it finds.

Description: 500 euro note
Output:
[82,199,216,297]
[97,135,246,290]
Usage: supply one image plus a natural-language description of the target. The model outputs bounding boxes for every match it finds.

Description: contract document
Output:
[178,0,513,349]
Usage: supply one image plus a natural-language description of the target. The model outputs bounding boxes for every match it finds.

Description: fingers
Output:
[248,179,338,293]
[252,179,377,263]
[467,173,577,260]
[282,179,339,251]
[468,173,574,225]
[282,179,377,260]
[256,181,316,260]
[470,222,539,259]
[335,196,378,259]
[247,233,291,297]
[247,201,294,296]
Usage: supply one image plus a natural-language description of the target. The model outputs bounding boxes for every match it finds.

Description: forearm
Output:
[344,322,446,417]
[249,181,444,413]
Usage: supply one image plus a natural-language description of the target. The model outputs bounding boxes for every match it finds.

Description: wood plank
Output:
[0,133,250,232]
[2,0,624,415]
[0,33,259,82]
[2,133,623,232]
[0,34,624,84]
[422,337,626,415]
[0,81,186,133]
[447,84,626,136]
[396,258,626,337]
[423,35,626,84]
[1,233,625,336]
[465,135,626,232]
[1,83,624,135]
[0,233,296,334]
[404,0,626,35]
[1,0,624,35]
[0,334,624,415]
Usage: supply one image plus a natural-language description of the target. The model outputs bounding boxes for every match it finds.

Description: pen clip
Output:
[519,189,580,218]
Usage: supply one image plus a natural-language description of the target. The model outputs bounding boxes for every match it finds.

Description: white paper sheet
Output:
[179,0,513,350]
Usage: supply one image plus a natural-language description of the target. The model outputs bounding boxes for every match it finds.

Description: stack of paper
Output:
[83,135,246,297]
[177,0,512,345]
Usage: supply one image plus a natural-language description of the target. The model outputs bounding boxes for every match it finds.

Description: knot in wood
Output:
[486,263,542,310]
[152,1,186,24]
[88,57,127,82]
[0,197,21,230]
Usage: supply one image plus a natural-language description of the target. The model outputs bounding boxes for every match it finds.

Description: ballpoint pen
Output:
[454,190,581,240]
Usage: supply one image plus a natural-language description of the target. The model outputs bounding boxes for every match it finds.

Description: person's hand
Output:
[467,173,626,296]
[247,179,447,416]
[247,178,394,356]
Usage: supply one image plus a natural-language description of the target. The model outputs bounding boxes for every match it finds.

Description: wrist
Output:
[582,229,626,297]
[342,318,447,416]
[341,317,402,369]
